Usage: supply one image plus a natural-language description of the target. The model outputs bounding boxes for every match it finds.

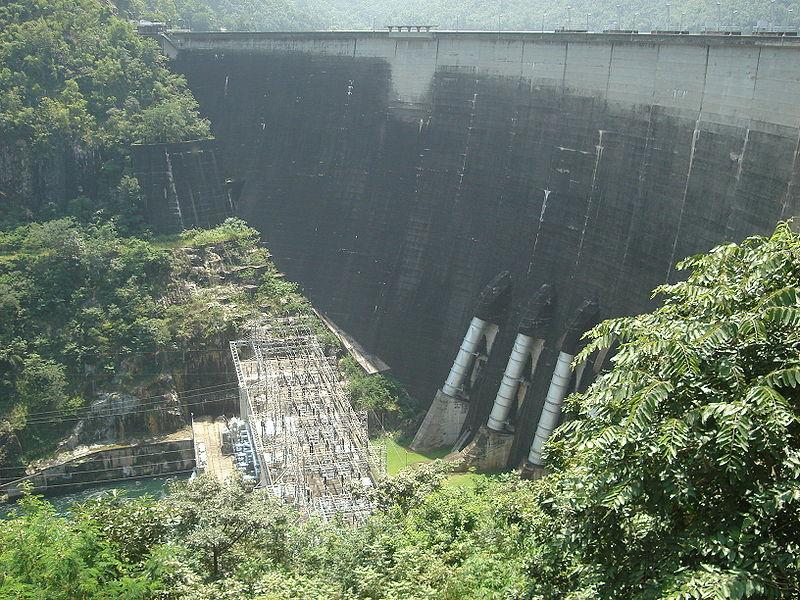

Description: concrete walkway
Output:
[192,416,234,481]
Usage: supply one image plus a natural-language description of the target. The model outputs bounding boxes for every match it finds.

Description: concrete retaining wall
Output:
[1,440,194,499]
[131,140,233,234]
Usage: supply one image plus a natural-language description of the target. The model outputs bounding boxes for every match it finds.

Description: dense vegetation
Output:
[3,223,799,598]
[340,355,418,428]
[0,0,210,226]
[117,0,330,31]
[122,0,800,34]
[0,219,308,471]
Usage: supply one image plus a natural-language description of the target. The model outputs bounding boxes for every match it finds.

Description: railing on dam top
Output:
[166,29,800,49]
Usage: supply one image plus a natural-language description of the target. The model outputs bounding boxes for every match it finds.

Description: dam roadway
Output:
[169,30,800,464]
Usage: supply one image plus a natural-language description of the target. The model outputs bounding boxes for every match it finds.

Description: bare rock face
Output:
[0,137,97,221]
[64,391,185,448]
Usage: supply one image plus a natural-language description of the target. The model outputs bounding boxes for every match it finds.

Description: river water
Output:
[2,475,184,516]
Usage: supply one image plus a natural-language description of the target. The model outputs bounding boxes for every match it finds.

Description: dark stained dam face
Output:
[171,31,800,464]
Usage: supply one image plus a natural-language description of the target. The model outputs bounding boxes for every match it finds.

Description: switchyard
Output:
[230,317,385,522]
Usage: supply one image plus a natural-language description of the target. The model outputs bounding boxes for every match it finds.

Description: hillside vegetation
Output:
[122,0,800,33]
[0,0,210,226]
[0,219,308,471]
[0,0,253,477]
[3,222,800,598]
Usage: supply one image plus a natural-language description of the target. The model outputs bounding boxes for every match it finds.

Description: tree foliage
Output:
[163,475,295,579]
[0,0,210,225]
[2,469,529,600]
[120,0,329,31]
[340,355,418,421]
[0,218,309,469]
[74,492,172,565]
[0,0,209,147]
[0,493,156,598]
[529,222,800,598]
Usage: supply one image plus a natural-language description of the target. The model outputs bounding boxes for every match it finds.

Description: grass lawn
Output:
[374,436,493,489]
[372,435,494,488]
[151,225,254,250]
[375,436,451,475]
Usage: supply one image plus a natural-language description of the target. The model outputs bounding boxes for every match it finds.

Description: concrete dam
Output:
[167,30,800,467]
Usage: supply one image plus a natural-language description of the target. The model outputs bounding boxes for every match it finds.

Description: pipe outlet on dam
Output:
[167,30,800,469]
[411,271,510,451]
[524,300,598,476]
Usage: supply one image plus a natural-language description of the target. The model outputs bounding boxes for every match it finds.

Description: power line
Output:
[9,389,239,429]
[22,392,239,427]
[1,381,238,420]
[2,464,195,491]
[0,449,199,475]
[2,393,238,427]
[19,382,237,418]
[20,384,236,419]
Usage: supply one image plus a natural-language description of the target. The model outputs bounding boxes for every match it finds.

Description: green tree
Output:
[525,222,800,598]
[164,475,295,579]
[366,459,453,513]
[340,355,418,422]
[0,0,211,225]
[75,492,172,564]
[0,493,156,599]
[16,355,68,411]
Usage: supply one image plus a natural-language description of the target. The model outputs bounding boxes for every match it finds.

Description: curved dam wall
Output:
[171,31,800,464]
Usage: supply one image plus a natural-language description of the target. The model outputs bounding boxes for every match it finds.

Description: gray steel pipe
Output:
[487,333,537,431]
[442,316,488,397]
[527,350,575,466]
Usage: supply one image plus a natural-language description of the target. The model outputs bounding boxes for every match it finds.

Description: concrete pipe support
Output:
[442,316,488,397]
[486,333,537,431]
